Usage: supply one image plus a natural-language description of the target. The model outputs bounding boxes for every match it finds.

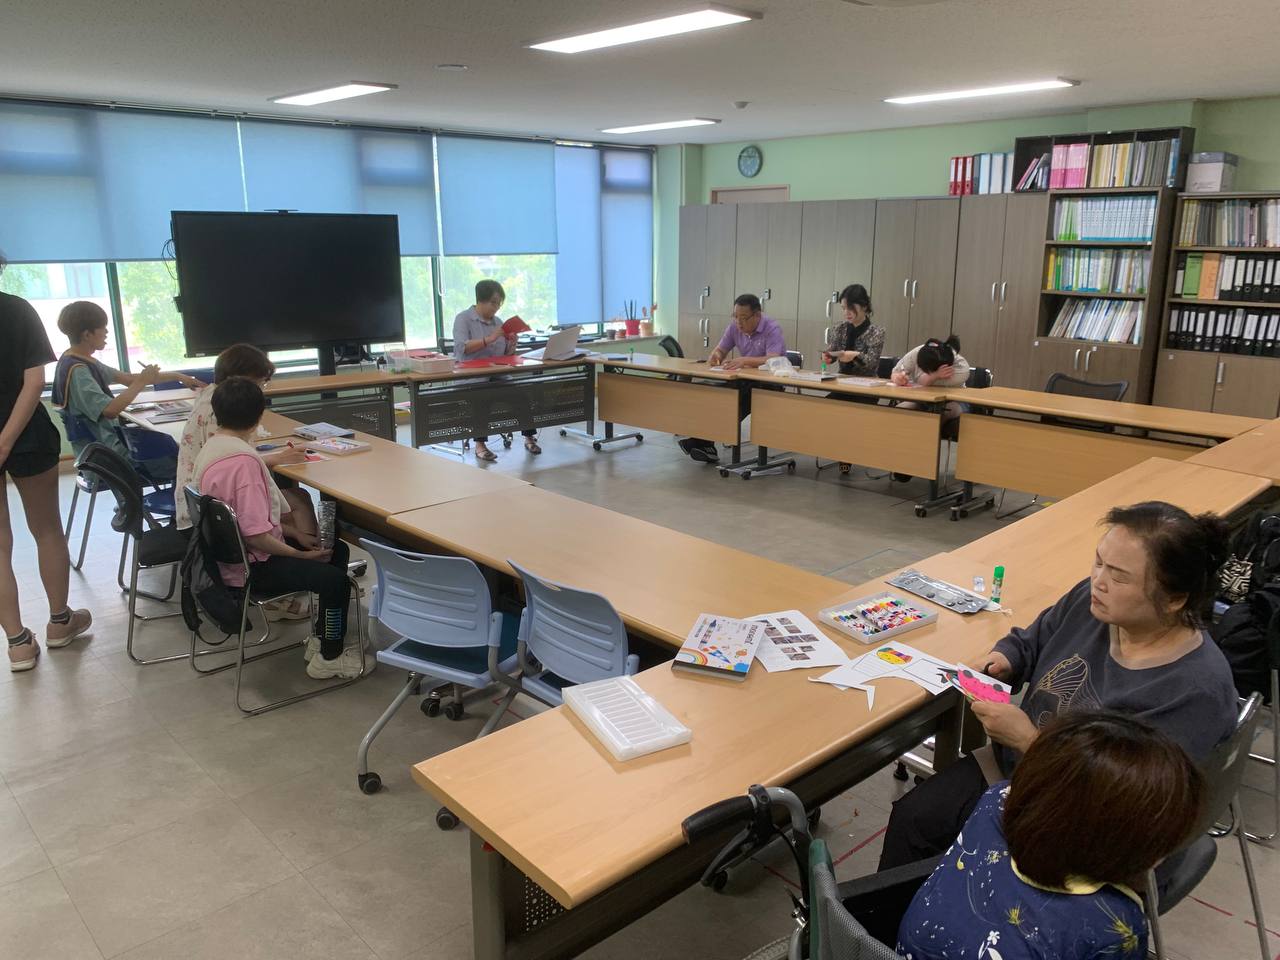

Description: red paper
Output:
[457,355,525,368]
[502,315,531,336]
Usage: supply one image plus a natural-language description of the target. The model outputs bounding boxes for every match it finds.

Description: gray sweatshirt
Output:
[992,578,1237,775]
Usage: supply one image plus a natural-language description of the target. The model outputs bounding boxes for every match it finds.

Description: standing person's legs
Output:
[12,466,75,623]
[877,753,988,870]
[0,475,35,671]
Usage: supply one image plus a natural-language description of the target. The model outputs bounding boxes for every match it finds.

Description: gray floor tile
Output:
[113,875,375,960]
[16,735,225,864]
[303,818,472,959]
[57,804,296,958]
[0,793,52,885]
[0,867,103,960]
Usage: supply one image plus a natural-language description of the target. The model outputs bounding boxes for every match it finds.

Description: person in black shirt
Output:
[0,254,92,672]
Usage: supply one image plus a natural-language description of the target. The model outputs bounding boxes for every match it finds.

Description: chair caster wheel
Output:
[787,462,796,473]
[708,870,729,893]
[893,761,909,782]
[913,774,925,786]
[444,701,465,721]
[502,438,513,449]
[559,429,567,437]
[719,468,730,478]
[436,807,460,830]
[593,442,602,451]
[636,434,644,442]
[741,471,751,480]
[807,806,822,829]
[358,772,382,795]
[914,506,927,518]
[422,697,442,718]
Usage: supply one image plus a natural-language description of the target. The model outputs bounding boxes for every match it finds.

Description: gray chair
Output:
[995,371,1130,519]
[658,334,684,358]
[1144,693,1270,960]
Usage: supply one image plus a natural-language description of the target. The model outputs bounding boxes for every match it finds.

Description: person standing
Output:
[452,279,539,462]
[0,256,92,671]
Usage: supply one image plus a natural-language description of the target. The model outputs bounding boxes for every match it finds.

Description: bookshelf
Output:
[1031,187,1177,400]
[1012,127,1194,194]
[1152,191,1280,418]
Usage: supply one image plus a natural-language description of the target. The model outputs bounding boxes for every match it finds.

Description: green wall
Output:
[652,95,1280,335]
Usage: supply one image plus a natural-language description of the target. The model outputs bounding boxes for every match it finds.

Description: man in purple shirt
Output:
[679,294,787,462]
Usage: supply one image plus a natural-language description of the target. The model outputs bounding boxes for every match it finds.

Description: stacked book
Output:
[1168,307,1280,355]
[1179,198,1280,247]
[1049,298,1144,344]
[1176,252,1280,302]
[1088,137,1180,188]
[948,152,1014,195]
[1048,142,1090,189]
[1045,249,1150,294]
[1052,196,1157,242]
[1015,152,1051,192]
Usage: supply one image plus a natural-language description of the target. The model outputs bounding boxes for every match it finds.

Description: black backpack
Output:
[180,494,247,638]
[1218,511,1280,604]
[1211,582,1280,703]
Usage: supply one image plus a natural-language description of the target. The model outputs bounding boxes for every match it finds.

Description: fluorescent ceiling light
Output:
[885,78,1077,105]
[601,118,720,134]
[271,82,397,106]
[530,5,758,54]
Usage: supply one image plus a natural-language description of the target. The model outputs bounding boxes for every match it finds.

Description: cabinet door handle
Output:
[1073,348,1081,370]
[699,286,710,310]
[1084,348,1092,373]
[902,278,910,300]
[1000,281,1008,305]
[762,288,771,302]
[912,280,919,301]
[990,281,998,304]
[1216,360,1225,385]
[823,326,831,344]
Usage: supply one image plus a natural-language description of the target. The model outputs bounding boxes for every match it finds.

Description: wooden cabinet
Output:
[1029,338,1084,388]
[1152,350,1219,411]
[951,195,1008,371]
[733,204,769,308]
[678,205,708,315]
[993,193,1051,388]
[1152,350,1280,417]
[763,203,802,323]
[871,198,959,358]
[1081,344,1144,393]
[705,204,738,315]
[679,204,736,355]
[678,313,713,361]
[795,199,876,369]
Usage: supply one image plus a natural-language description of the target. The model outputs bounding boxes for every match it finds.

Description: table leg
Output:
[472,832,508,960]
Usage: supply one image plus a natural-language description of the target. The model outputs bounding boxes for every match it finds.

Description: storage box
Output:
[1187,152,1238,193]
[408,353,453,374]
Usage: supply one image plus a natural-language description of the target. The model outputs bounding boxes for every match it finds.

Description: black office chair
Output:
[785,350,803,368]
[941,366,1000,520]
[73,443,188,666]
[876,356,898,379]
[1041,372,1129,432]
[657,335,684,358]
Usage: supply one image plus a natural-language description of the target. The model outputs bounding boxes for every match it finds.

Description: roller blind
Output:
[436,136,557,255]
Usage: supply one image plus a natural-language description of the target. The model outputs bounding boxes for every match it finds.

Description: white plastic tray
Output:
[563,676,691,761]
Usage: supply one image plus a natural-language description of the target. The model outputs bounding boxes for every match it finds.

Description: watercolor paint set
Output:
[818,592,937,644]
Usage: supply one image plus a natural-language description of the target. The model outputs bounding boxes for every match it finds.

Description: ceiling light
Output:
[435,64,469,72]
[271,82,397,106]
[885,78,1077,105]
[601,118,721,134]
[529,5,759,54]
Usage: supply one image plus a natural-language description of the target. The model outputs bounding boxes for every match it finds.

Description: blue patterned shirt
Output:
[897,784,1147,960]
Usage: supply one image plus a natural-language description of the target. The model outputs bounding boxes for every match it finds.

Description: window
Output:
[116,261,202,372]
[440,255,558,337]
[399,257,438,349]
[0,262,112,382]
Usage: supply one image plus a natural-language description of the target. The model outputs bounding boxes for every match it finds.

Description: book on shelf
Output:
[1052,196,1156,242]
[948,151,1014,195]
[1048,297,1144,344]
[1168,306,1280,356]
[1174,252,1280,302]
[1044,248,1150,295]
[1179,198,1280,247]
[1087,137,1179,188]
[1016,152,1051,192]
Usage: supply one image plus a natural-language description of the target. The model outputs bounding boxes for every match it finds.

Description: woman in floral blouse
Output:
[821,284,886,474]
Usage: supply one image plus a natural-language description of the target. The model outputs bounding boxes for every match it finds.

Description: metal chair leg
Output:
[477,686,520,738]
[63,481,78,540]
[63,483,97,572]
[994,488,1040,521]
[125,550,191,666]
[1245,672,1279,844]
[357,671,421,790]
[119,537,180,604]
[1232,798,1271,960]
[1143,870,1166,960]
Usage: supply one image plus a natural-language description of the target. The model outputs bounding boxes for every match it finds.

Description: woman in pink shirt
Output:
[194,378,361,680]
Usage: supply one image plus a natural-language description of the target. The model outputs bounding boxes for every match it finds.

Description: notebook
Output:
[672,614,764,682]
[293,422,356,441]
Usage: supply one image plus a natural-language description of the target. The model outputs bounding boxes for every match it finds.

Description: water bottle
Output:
[318,500,336,550]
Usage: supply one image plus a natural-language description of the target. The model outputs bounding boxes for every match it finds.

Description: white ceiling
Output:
[3,0,1280,145]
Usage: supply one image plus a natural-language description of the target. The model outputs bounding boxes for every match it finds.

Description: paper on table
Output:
[813,641,956,698]
[807,675,875,711]
[751,609,850,672]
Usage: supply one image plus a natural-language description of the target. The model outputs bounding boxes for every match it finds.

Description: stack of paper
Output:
[750,610,849,673]
[809,642,956,711]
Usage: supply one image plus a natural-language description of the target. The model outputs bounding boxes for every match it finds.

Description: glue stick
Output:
[991,565,1005,606]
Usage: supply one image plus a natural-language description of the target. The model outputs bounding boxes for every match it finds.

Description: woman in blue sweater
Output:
[897,712,1203,960]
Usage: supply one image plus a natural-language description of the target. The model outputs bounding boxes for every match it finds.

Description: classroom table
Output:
[1188,418,1280,484]
[409,553,1047,960]
[593,354,748,461]
[949,386,1267,508]
[387,484,848,649]
[260,370,406,441]
[406,358,596,449]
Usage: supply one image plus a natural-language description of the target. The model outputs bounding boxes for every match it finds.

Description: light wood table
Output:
[387,485,848,649]
[949,387,1267,508]
[593,354,746,458]
[412,557,1027,959]
[1188,419,1280,484]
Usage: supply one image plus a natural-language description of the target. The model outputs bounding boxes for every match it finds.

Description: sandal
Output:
[524,437,542,455]
[475,445,498,462]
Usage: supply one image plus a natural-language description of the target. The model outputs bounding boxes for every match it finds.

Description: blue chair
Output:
[355,539,521,805]
[507,559,639,707]
[58,409,104,571]
[121,425,178,517]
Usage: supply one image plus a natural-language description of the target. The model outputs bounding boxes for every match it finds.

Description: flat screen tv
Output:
[171,211,404,362]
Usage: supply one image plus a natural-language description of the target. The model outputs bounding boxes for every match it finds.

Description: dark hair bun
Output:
[1195,512,1231,572]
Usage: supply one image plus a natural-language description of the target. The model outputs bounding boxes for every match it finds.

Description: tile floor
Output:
[0,428,1275,959]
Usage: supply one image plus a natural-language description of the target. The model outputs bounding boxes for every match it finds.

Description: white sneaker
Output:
[306,645,363,680]
[302,635,320,663]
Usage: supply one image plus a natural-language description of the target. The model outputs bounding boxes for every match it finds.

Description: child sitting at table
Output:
[897,711,1203,960]
[193,377,362,680]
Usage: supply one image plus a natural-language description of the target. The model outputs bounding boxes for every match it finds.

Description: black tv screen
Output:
[172,211,404,356]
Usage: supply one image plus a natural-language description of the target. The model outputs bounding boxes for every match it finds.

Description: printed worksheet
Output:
[751,609,850,673]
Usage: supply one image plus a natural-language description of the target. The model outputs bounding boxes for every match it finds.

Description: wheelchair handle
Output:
[682,796,755,844]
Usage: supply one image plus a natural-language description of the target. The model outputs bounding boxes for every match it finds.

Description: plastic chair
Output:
[73,443,187,666]
[187,487,367,715]
[507,560,638,708]
[121,425,179,516]
[354,539,520,809]
[658,335,684,358]
[1144,693,1270,960]
[57,409,104,571]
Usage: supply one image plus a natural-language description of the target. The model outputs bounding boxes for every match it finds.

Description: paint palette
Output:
[887,569,990,614]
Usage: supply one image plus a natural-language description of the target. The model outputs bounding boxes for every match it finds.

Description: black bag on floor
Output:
[1211,581,1280,703]
[1218,512,1280,605]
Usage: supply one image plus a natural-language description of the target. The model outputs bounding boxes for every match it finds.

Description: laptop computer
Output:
[522,325,584,361]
